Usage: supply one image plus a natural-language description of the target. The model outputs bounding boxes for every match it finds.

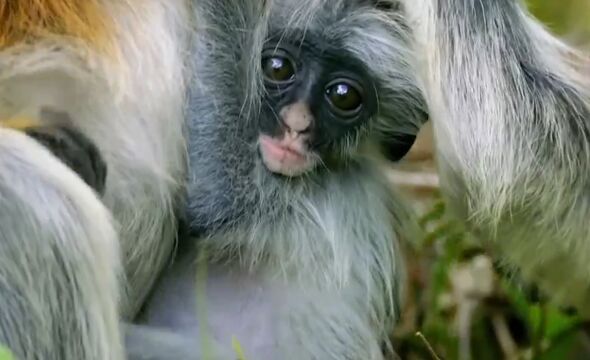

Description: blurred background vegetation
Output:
[390,1,590,359]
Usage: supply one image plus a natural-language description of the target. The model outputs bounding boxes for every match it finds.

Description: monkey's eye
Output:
[262,56,296,84]
[325,80,363,116]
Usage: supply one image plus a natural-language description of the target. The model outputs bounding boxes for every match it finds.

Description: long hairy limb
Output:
[0,128,123,359]
[402,0,590,309]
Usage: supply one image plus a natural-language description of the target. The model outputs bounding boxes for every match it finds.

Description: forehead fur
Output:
[0,0,114,51]
[267,0,426,134]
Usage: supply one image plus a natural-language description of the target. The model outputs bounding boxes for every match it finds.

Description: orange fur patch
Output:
[0,0,114,51]
[1,117,40,130]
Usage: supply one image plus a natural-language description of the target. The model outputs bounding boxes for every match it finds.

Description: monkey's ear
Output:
[380,133,416,162]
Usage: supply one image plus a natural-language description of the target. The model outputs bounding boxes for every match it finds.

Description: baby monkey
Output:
[131,1,428,359]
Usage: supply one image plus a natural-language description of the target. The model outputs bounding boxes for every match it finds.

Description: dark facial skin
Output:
[257,34,379,177]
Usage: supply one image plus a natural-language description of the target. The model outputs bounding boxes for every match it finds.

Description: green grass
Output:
[395,190,585,359]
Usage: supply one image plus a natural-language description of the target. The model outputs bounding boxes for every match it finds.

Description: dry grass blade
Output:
[416,332,442,360]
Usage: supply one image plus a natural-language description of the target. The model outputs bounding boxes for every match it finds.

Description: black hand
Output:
[26,125,107,195]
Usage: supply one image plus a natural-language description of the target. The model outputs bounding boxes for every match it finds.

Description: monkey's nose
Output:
[280,102,313,133]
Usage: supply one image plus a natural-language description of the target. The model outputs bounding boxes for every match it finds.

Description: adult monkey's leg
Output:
[0,0,188,319]
[0,128,123,359]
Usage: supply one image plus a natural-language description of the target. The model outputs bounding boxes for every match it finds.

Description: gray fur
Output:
[141,163,417,360]
[125,324,220,360]
[401,0,590,311]
[186,0,426,232]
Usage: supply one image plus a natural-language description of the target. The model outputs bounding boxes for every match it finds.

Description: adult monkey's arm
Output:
[402,0,590,312]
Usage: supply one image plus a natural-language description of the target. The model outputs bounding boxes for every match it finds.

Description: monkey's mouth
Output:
[258,134,317,177]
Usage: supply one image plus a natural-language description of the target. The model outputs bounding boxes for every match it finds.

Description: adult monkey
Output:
[0,0,188,358]
[401,0,590,312]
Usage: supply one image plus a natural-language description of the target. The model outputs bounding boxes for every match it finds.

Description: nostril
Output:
[297,124,311,134]
[283,116,312,133]
[283,121,311,136]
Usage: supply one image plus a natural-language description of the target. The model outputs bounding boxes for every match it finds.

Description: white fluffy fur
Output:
[0,0,189,317]
[0,128,122,358]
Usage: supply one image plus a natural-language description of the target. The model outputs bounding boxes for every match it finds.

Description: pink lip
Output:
[258,134,315,176]
[259,135,305,161]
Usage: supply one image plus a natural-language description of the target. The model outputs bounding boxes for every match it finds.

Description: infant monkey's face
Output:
[257,37,377,177]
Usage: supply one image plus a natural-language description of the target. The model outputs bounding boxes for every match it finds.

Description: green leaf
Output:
[528,304,579,341]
